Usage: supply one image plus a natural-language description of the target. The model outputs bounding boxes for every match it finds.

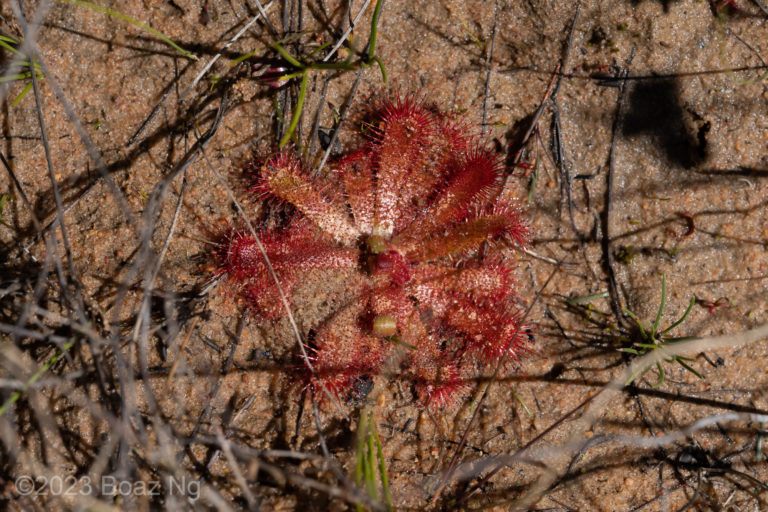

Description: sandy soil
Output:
[1,0,768,510]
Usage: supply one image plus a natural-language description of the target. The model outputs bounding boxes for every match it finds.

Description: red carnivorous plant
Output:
[214,93,531,409]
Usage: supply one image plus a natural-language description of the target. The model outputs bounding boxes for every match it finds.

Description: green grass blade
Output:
[277,71,306,82]
[0,38,25,57]
[278,71,309,148]
[566,291,609,304]
[651,361,665,389]
[676,358,703,379]
[512,386,533,417]
[230,50,258,66]
[270,41,304,68]
[661,296,696,335]
[370,55,387,82]
[365,415,379,500]
[11,81,34,106]
[307,40,332,59]
[373,423,392,511]
[57,0,197,60]
[367,0,385,62]
[0,72,32,83]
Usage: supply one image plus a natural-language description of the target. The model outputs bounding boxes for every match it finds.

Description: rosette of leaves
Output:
[215,94,531,408]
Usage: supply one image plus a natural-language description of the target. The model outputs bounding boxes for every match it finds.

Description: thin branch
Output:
[313,68,363,175]
[0,150,42,233]
[322,0,373,62]
[178,2,275,102]
[480,6,498,137]
[249,0,278,36]
[551,5,580,235]
[602,51,634,324]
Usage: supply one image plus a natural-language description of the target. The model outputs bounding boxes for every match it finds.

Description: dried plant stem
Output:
[502,321,768,511]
